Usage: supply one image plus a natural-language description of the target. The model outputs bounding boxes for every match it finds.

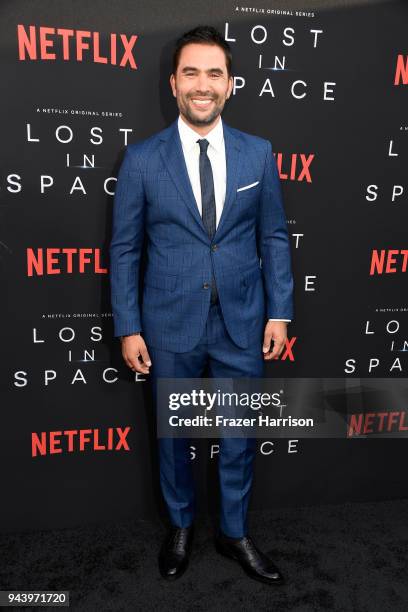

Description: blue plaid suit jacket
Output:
[109,117,294,352]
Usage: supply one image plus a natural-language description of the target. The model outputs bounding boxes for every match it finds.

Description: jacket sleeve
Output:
[109,146,146,337]
[257,140,294,321]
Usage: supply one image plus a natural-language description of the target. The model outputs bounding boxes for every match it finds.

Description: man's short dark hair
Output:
[172,25,232,78]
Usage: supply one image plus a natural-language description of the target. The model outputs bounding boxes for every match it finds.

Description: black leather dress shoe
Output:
[158,525,194,580]
[215,532,284,585]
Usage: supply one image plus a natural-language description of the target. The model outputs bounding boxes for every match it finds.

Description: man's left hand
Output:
[262,321,287,360]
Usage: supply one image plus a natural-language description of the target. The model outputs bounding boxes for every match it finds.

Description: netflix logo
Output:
[27,248,108,276]
[32,426,131,457]
[17,24,138,69]
[275,153,314,183]
[394,54,408,85]
[370,249,408,275]
[347,411,408,437]
[279,337,296,361]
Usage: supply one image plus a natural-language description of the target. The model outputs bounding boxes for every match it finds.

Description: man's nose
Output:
[195,74,211,92]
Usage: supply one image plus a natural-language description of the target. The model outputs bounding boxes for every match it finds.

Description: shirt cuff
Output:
[268,319,291,322]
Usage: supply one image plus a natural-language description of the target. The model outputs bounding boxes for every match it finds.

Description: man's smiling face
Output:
[170,42,233,132]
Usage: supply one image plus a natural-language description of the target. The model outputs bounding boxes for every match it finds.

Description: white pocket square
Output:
[236,181,259,192]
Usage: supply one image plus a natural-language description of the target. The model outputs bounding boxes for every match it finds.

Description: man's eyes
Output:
[185,72,220,77]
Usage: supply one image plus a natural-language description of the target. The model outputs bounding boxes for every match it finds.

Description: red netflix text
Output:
[394,54,408,85]
[17,25,138,69]
[31,426,131,456]
[27,248,108,276]
[347,412,408,437]
[274,153,314,183]
[369,249,408,275]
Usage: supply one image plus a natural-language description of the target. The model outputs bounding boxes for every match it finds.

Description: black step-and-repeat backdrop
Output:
[1,0,407,532]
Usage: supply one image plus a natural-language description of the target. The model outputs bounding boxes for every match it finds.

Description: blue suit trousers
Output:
[148,301,265,538]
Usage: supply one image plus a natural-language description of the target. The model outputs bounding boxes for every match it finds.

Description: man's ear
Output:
[170,73,176,97]
[227,76,233,99]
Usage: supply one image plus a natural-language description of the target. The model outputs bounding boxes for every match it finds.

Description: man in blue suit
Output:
[109,25,294,584]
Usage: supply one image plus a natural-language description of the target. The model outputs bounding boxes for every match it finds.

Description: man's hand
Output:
[262,321,288,361]
[121,334,152,374]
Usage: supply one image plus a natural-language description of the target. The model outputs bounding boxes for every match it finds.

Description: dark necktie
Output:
[197,138,218,304]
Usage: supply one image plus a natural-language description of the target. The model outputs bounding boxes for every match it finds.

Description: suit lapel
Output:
[214,120,241,239]
[158,117,242,240]
[159,119,207,235]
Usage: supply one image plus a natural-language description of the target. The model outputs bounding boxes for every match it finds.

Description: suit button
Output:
[203,282,210,289]
[211,244,218,252]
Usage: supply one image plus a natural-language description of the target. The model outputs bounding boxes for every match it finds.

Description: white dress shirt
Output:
[177,114,290,324]
[177,114,226,228]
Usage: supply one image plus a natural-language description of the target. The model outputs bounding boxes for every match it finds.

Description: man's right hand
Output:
[120,333,152,374]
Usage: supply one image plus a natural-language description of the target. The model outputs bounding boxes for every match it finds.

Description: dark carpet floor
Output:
[1,498,407,611]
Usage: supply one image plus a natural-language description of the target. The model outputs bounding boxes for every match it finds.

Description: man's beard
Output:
[179,94,225,126]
